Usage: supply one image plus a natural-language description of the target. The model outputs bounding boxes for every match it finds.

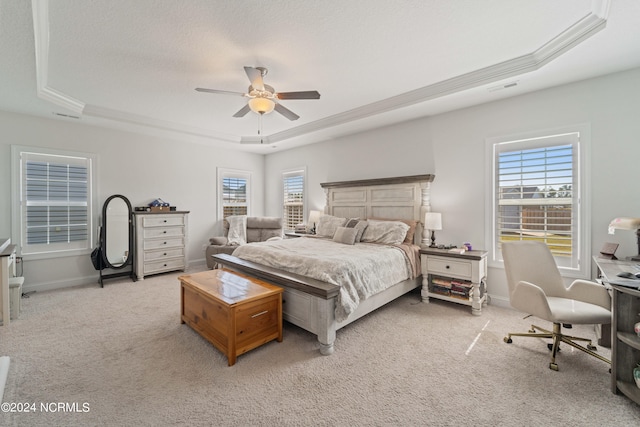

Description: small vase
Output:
[634,363,640,389]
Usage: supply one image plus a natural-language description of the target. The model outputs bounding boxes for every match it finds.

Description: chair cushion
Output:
[546,297,611,324]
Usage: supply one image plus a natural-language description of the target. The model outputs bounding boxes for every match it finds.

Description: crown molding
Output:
[32,0,610,146]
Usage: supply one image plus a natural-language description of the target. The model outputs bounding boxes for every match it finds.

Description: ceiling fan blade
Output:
[195,88,245,96]
[244,66,265,91]
[232,104,251,118]
[274,103,300,121]
[276,91,321,100]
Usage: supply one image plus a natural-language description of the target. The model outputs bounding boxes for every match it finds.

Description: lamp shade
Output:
[308,210,322,225]
[608,217,640,234]
[425,212,442,230]
[248,97,275,115]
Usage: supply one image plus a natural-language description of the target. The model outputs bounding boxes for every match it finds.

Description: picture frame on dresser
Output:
[133,211,189,280]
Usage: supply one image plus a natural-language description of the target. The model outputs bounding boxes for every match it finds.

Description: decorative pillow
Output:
[360,220,409,245]
[332,227,358,245]
[226,215,247,246]
[367,217,417,244]
[316,215,347,238]
[346,219,368,242]
[209,236,228,246]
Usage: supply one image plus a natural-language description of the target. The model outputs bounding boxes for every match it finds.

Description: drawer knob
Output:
[163,220,167,223]
[163,231,167,234]
[446,265,450,269]
[164,263,167,267]
[163,253,167,256]
[163,241,167,245]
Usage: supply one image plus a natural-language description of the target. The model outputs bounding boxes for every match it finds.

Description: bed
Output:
[213,174,435,355]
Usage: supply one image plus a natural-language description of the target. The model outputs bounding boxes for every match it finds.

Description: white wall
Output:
[0,111,264,292]
[264,67,640,306]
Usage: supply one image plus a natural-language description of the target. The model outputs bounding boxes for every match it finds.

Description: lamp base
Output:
[429,230,437,248]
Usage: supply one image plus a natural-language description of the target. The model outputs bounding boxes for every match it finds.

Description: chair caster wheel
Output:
[549,363,559,371]
[528,328,535,333]
[587,344,597,351]
[504,337,512,344]
[547,343,561,351]
[562,323,572,329]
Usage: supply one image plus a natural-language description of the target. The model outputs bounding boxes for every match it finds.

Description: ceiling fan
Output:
[195,66,320,121]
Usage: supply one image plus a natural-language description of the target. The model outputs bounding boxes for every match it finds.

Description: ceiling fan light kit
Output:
[196,66,320,121]
[248,97,275,115]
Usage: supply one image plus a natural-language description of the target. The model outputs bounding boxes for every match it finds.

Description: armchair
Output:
[502,241,611,371]
[205,216,283,269]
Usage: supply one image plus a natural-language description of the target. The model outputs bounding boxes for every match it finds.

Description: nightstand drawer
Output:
[427,257,472,279]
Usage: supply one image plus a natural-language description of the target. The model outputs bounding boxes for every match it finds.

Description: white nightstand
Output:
[420,247,488,315]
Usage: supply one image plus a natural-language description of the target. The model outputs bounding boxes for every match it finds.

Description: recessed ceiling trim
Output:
[32,0,610,146]
[266,5,609,144]
[82,105,241,143]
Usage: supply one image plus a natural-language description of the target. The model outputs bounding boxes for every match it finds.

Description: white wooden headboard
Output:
[320,174,435,245]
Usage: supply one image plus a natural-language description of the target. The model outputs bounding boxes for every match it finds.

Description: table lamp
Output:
[425,212,442,248]
[608,217,640,261]
[308,210,322,235]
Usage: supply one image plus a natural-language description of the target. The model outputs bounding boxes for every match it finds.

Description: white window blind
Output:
[18,151,93,255]
[494,132,579,269]
[222,176,248,218]
[283,170,305,231]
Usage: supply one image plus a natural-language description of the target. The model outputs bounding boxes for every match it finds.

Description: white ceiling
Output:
[2,0,640,153]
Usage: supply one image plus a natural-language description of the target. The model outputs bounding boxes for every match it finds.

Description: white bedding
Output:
[231,237,413,322]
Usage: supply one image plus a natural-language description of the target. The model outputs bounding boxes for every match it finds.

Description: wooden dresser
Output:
[133,211,189,280]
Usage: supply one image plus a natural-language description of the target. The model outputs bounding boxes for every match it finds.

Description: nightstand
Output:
[420,247,488,315]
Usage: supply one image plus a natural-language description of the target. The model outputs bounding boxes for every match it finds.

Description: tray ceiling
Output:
[1,1,640,152]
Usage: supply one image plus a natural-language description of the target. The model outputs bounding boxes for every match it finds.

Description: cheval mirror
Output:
[98,194,135,286]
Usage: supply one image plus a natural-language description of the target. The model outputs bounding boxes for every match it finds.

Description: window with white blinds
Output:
[492,132,581,270]
[13,148,95,257]
[282,169,305,231]
[218,169,251,220]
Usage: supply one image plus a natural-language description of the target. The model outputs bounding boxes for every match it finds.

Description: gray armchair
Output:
[205,216,283,269]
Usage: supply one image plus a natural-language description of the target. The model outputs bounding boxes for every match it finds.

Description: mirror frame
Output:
[100,194,133,270]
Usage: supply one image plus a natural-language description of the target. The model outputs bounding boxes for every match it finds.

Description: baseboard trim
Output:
[22,274,99,294]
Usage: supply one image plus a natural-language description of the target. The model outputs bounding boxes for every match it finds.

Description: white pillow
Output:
[226,215,247,245]
[316,215,347,238]
[360,220,409,245]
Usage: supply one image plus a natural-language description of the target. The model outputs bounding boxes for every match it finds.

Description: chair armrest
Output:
[512,280,553,320]
[566,279,611,310]
[209,236,229,246]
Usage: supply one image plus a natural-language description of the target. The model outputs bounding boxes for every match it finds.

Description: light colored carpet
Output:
[1,268,638,426]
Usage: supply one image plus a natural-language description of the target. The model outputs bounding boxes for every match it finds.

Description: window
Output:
[11,146,97,258]
[282,168,306,231]
[218,169,250,219]
[486,126,590,276]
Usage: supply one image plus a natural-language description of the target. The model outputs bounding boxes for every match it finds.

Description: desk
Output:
[593,257,640,404]
[0,238,17,326]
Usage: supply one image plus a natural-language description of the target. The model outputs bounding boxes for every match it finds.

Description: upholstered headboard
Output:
[320,174,435,245]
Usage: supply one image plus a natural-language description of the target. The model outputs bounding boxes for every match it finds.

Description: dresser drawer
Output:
[144,258,185,274]
[143,237,184,251]
[143,226,185,239]
[143,215,185,228]
[144,247,184,262]
[427,257,472,279]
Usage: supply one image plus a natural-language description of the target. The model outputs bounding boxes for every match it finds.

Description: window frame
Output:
[217,168,251,220]
[281,167,307,232]
[11,145,98,260]
[485,124,591,278]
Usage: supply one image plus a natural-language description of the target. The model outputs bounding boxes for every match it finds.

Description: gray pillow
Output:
[346,220,368,242]
[332,227,358,245]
